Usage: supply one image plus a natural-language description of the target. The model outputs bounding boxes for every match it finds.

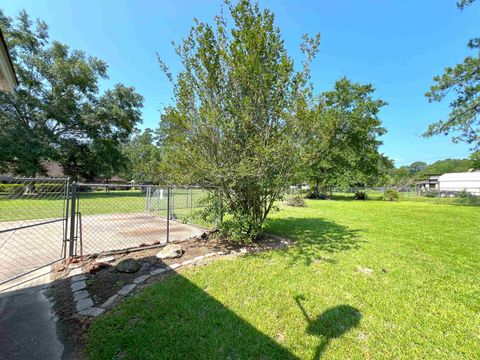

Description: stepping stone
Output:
[133,275,150,284]
[182,260,194,266]
[169,263,181,270]
[76,298,93,312]
[204,253,216,258]
[150,268,167,276]
[101,294,119,309]
[79,307,105,317]
[118,284,136,296]
[70,274,87,283]
[71,280,87,292]
[193,256,205,261]
[73,290,89,302]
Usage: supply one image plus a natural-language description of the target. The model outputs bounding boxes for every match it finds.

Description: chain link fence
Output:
[0,178,69,284]
[74,183,212,257]
[0,178,216,285]
[288,185,480,203]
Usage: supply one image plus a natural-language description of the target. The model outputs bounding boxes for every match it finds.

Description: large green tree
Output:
[301,78,389,196]
[424,0,480,149]
[121,129,162,184]
[158,0,319,241]
[0,10,144,179]
[470,150,480,168]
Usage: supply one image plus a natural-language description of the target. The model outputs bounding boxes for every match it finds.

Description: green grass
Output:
[86,198,480,359]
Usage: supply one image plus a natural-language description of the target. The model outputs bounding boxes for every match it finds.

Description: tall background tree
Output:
[158,0,319,241]
[424,0,480,149]
[301,78,389,196]
[121,129,162,184]
[0,10,144,179]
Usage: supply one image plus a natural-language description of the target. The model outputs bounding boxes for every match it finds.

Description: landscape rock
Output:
[73,290,90,302]
[116,258,141,273]
[76,298,94,312]
[133,275,150,284]
[95,256,115,263]
[79,307,105,317]
[101,294,119,309]
[150,268,167,276]
[71,280,87,292]
[70,274,87,283]
[156,244,184,259]
[118,284,136,296]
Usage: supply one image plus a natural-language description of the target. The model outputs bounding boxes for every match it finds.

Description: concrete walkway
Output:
[0,286,64,360]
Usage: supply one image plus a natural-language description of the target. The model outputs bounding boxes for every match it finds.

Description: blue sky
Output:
[2,0,479,166]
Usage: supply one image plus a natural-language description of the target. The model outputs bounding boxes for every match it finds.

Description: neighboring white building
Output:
[438,171,480,196]
[416,175,440,192]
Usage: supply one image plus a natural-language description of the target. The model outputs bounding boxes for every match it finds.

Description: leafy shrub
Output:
[284,195,306,207]
[383,189,399,201]
[305,192,327,200]
[424,191,437,198]
[0,184,25,195]
[354,191,367,200]
[456,189,471,198]
[189,192,225,229]
[220,214,262,244]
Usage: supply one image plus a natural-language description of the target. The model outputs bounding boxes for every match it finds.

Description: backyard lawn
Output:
[87,198,480,359]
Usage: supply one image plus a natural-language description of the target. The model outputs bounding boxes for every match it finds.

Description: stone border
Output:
[69,251,225,317]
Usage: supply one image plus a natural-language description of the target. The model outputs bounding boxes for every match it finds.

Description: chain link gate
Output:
[0,177,70,285]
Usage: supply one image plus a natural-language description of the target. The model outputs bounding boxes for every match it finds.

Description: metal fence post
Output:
[69,182,77,258]
[166,186,170,243]
[63,178,71,259]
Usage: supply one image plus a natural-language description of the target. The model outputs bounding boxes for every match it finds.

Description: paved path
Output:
[0,286,64,360]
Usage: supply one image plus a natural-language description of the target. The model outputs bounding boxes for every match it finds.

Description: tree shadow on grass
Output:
[87,272,298,360]
[295,296,361,359]
[265,217,364,265]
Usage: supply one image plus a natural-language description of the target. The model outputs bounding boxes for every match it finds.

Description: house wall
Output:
[438,173,480,195]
